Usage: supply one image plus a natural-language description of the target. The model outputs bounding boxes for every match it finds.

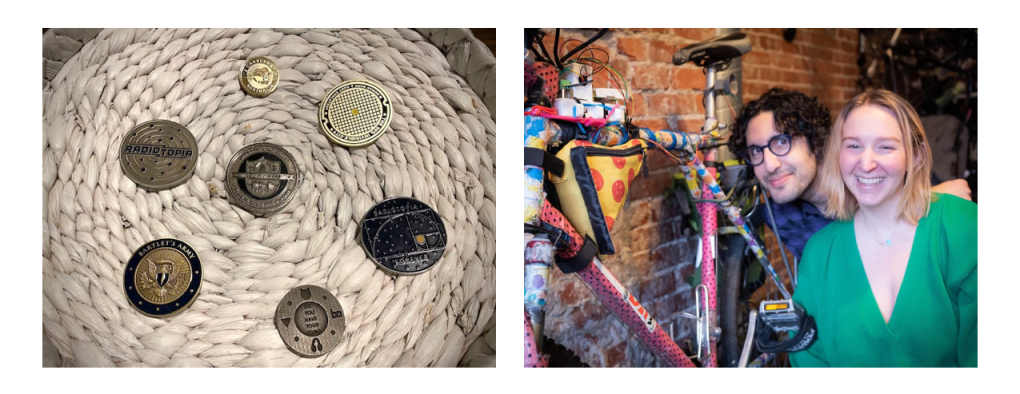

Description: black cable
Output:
[559,29,609,66]
[554,29,563,70]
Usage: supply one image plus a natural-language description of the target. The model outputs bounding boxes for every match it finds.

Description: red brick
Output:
[631,225,662,257]
[633,116,669,132]
[677,118,704,134]
[604,341,628,367]
[647,93,683,116]
[759,67,782,83]
[617,36,648,61]
[558,280,581,307]
[650,39,675,63]
[670,67,705,91]
[630,93,648,117]
[673,28,716,42]
[743,51,771,68]
[631,64,671,90]
[641,271,677,299]
[783,70,807,85]
[630,200,651,227]
[761,36,782,51]
[628,168,673,201]
[609,58,631,82]
[652,242,687,272]
[631,252,651,276]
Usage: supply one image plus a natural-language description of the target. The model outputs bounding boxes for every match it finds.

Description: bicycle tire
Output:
[718,233,748,367]
[543,336,591,367]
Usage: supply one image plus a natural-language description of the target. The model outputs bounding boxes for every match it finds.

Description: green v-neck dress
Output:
[790,193,977,367]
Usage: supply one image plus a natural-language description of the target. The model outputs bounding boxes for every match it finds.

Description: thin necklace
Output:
[861,216,903,247]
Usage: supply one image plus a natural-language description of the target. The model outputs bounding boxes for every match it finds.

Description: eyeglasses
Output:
[744,134,793,166]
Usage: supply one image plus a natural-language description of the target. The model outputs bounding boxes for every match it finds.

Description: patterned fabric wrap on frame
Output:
[548,139,645,255]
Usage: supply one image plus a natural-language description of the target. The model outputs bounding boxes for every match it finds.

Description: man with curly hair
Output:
[729,88,971,259]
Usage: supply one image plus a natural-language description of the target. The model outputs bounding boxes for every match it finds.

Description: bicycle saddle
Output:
[672,32,752,67]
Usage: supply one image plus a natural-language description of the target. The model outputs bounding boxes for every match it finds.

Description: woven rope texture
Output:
[42,28,496,367]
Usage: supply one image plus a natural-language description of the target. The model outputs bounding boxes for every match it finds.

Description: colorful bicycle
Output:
[524,30,798,367]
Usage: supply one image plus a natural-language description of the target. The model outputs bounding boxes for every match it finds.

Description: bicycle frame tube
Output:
[525,236,553,351]
[697,166,719,367]
[540,201,695,367]
[524,113,550,225]
[524,112,551,363]
[576,257,696,367]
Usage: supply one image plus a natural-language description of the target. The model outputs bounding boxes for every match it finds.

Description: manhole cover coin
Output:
[318,79,392,147]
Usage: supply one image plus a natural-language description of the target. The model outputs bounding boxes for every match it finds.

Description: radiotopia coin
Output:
[226,143,302,215]
[120,120,198,191]
[318,79,392,147]
[123,238,202,318]
[238,56,279,98]
[359,197,447,275]
[275,286,346,358]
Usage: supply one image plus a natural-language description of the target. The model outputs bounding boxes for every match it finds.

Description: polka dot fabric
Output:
[524,311,549,367]
[697,170,719,368]
[547,139,646,256]
[540,201,583,259]
[532,62,559,103]
[585,139,644,232]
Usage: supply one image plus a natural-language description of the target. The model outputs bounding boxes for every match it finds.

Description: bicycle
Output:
[524,30,797,367]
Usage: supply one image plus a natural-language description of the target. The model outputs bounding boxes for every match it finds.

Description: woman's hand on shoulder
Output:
[932,179,972,201]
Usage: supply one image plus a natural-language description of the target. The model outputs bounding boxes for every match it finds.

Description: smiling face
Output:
[746,111,818,204]
[838,104,909,212]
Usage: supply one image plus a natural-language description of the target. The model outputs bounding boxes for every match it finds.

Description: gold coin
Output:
[318,79,392,147]
[238,56,279,98]
[123,238,203,318]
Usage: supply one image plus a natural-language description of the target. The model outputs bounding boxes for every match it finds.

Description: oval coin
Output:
[238,56,279,98]
[318,79,392,147]
[226,143,302,215]
[120,120,198,191]
[124,238,202,318]
[360,197,447,275]
[275,286,346,358]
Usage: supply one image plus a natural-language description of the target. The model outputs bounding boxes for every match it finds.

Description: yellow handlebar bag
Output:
[549,139,646,255]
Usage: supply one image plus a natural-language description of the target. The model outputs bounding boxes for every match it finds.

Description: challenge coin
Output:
[318,79,392,147]
[123,238,202,318]
[120,120,198,191]
[275,286,346,358]
[225,143,302,215]
[359,197,447,275]
[238,56,279,98]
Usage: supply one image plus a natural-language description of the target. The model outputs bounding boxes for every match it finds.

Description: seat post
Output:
[704,64,718,125]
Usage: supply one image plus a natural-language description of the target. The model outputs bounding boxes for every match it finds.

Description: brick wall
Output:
[535,28,861,367]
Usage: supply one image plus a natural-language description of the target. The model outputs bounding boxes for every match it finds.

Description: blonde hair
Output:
[820,89,933,224]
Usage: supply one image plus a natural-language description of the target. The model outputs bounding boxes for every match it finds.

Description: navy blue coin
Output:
[360,197,447,275]
[123,238,203,318]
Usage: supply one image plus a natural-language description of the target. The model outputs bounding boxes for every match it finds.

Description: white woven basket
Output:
[42,28,496,367]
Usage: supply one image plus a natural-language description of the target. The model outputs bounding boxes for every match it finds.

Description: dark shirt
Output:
[764,199,833,260]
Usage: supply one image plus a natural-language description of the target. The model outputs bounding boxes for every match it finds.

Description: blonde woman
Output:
[790,90,976,367]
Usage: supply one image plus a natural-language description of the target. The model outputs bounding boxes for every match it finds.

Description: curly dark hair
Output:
[728,88,832,162]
